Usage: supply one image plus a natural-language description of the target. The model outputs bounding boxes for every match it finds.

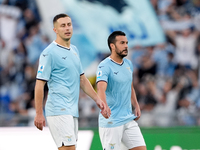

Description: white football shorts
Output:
[99,120,146,150]
[46,115,78,148]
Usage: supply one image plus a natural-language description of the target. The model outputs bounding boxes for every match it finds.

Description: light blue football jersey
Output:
[36,41,84,117]
[96,57,137,128]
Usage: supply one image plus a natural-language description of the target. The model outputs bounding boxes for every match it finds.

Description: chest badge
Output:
[126,67,132,73]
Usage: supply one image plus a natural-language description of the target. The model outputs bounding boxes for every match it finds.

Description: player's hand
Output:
[96,99,111,119]
[101,104,111,119]
[134,104,141,121]
[34,114,46,131]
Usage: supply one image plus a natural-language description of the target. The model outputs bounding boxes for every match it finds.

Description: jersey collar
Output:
[53,41,70,50]
[108,57,124,66]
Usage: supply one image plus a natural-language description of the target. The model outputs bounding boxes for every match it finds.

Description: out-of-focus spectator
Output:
[176,69,199,125]
[130,45,146,73]
[0,0,49,127]
[153,43,169,76]
[0,40,13,82]
[0,4,21,48]
[24,23,49,65]
[137,46,157,80]
[166,28,199,69]
[166,51,177,77]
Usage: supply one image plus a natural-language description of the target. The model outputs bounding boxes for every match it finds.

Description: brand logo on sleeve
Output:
[43,54,48,57]
[38,65,44,73]
[99,66,104,68]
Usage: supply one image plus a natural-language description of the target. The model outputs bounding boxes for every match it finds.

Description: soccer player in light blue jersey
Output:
[34,14,109,150]
[96,31,146,150]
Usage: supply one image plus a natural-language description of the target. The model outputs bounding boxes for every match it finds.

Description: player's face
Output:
[53,17,73,41]
[113,35,128,58]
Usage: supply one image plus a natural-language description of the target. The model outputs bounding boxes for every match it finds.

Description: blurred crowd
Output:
[131,0,200,126]
[0,0,200,128]
[0,0,49,126]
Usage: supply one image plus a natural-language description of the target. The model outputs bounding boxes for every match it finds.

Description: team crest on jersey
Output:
[109,143,115,149]
[97,71,102,79]
[73,52,77,56]
[126,67,132,73]
[38,65,44,73]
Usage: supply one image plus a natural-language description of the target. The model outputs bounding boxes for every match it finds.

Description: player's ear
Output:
[53,27,57,33]
[110,43,115,50]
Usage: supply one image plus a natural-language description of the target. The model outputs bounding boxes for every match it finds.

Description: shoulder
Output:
[70,44,81,56]
[70,44,77,49]
[70,44,78,52]
[123,58,132,65]
[124,58,133,71]
[98,57,111,67]
[124,58,133,69]
[97,57,111,73]
[99,57,111,65]
[41,42,56,55]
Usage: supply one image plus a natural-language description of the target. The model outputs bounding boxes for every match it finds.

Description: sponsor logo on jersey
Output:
[38,65,44,73]
[97,71,102,79]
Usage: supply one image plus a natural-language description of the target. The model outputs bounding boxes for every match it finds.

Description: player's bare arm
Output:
[80,74,110,118]
[96,81,111,119]
[34,79,46,130]
[131,82,141,121]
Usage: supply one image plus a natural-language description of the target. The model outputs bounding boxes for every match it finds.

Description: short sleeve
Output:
[96,63,109,83]
[79,61,84,75]
[36,51,52,81]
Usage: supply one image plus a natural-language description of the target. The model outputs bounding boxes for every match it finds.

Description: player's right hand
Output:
[101,104,111,119]
[34,114,46,131]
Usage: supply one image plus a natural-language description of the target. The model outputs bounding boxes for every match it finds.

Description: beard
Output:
[116,49,128,58]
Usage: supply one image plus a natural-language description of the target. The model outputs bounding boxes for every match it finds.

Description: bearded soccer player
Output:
[96,31,146,150]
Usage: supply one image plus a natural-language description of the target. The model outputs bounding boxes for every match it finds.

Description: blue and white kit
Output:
[36,41,84,117]
[96,57,137,128]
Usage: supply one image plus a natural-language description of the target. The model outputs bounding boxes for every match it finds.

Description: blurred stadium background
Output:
[0,0,200,149]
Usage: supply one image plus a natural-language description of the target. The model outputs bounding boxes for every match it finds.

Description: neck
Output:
[55,38,70,48]
[110,54,123,64]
